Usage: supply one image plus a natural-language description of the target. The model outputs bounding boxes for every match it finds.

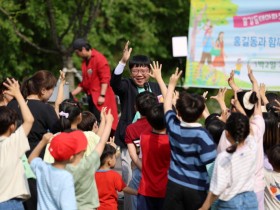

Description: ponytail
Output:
[225,112,250,154]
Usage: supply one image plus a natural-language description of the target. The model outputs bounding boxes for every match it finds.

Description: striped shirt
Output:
[165,110,217,191]
[210,135,257,201]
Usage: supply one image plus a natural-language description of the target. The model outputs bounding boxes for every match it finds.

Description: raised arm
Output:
[210,87,228,111]
[248,66,262,116]
[164,68,182,114]
[3,78,34,135]
[149,61,167,98]
[202,91,210,119]
[55,70,66,117]
[259,83,269,106]
[28,133,53,163]
[94,109,114,157]
[228,70,241,92]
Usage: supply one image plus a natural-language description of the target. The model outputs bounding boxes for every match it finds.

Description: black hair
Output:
[225,112,250,153]
[0,106,18,135]
[77,111,98,131]
[263,112,280,155]
[146,103,166,131]
[21,70,57,100]
[205,113,225,145]
[128,55,151,70]
[265,92,280,121]
[72,38,92,51]
[268,144,280,171]
[100,144,116,167]
[59,99,82,131]
[175,91,205,122]
[237,91,258,118]
[135,91,158,116]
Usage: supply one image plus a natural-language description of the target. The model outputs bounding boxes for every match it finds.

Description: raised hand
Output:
[149,61,162,80]
[3,78,21,98]
[169,68,183,87]
[121,41,133,63]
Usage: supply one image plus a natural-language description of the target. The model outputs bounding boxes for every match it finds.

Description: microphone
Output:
[144,82,149,91]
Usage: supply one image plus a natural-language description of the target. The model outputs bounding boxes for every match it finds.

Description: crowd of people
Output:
[0,39,280,210]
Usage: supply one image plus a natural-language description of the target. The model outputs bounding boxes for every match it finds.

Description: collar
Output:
[180,121,202,128]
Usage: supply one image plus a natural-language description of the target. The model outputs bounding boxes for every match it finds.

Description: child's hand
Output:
[107,136,117,148]
[202,91,208,100]
[105,108,114,123]
[217,109,229,123]
[169,68,182,87]
[100,107,107,120]
[210,87,227,103]
[59,70,66,85]
[149,61,162,80]
[228,70,235,87]
[3,78,21,98]
[121,41,132,64]
[41,133,54,144]
[247,64,257,84]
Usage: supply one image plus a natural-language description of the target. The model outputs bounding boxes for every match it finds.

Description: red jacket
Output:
[79,49,118,130]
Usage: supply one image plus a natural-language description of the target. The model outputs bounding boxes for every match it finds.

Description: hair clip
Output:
[59,111,69,119]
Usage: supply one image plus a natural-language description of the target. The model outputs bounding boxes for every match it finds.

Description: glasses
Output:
[131,67,149,75]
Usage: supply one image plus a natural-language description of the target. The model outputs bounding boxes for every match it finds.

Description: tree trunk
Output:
[63,55,77,91]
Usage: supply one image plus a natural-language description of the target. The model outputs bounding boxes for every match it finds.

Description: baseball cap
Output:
[72,38,88,50]
[49,130,88,161]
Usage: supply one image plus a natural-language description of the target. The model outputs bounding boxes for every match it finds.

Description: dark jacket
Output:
[110,72,161,148]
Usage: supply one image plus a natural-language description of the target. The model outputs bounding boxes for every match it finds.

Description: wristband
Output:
[100,94,105,97]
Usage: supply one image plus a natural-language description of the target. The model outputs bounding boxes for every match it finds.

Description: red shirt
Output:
[125,118,152,146]
[79,49,118,130]
[138,130,170,197]
[95,169,126,210]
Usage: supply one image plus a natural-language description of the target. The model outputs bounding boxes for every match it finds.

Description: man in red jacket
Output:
[71,38,118,131]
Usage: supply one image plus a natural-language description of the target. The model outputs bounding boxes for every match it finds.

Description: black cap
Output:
[72,38,88,50]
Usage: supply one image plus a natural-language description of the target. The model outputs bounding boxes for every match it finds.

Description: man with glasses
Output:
[71,38,119,131]
[111,41,161,210]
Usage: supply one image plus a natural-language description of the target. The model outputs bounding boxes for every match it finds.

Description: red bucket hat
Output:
[49,130,88,161]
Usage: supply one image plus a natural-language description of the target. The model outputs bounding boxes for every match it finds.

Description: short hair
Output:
[205,113,225,145]
[72,38,92,51]
[135,91,158,116]
[59,99,82,131]
[0,106,18,135]
[21,70,57,99]
[100,144,116,167]
[78,111,98,131]
[128,55,151,70]
[225,112,250,153]
[146,103,166,130]
[175,91,205,122]
[268,144,280,171]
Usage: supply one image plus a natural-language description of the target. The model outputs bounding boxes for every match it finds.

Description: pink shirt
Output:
[217,114,265,193]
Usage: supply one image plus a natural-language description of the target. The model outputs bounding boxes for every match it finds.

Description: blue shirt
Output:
[31,158,77,210]
[165,110,217,191]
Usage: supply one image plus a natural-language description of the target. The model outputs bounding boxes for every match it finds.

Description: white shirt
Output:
[264,169,280,209]
[211,135,257,201]
[0,126,30,202]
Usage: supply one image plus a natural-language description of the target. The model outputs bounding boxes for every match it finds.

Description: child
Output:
[0,78,34,209]
[65,109,114,209]
[28,130,87,210]
[199,112,258,210]
[220,66,265,209]
[137,103,170,210]
[95,144,137,210]
[163,69,217,210]
[264,144,280,209]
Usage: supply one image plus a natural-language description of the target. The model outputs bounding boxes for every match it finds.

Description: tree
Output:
[0,0,190,85]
